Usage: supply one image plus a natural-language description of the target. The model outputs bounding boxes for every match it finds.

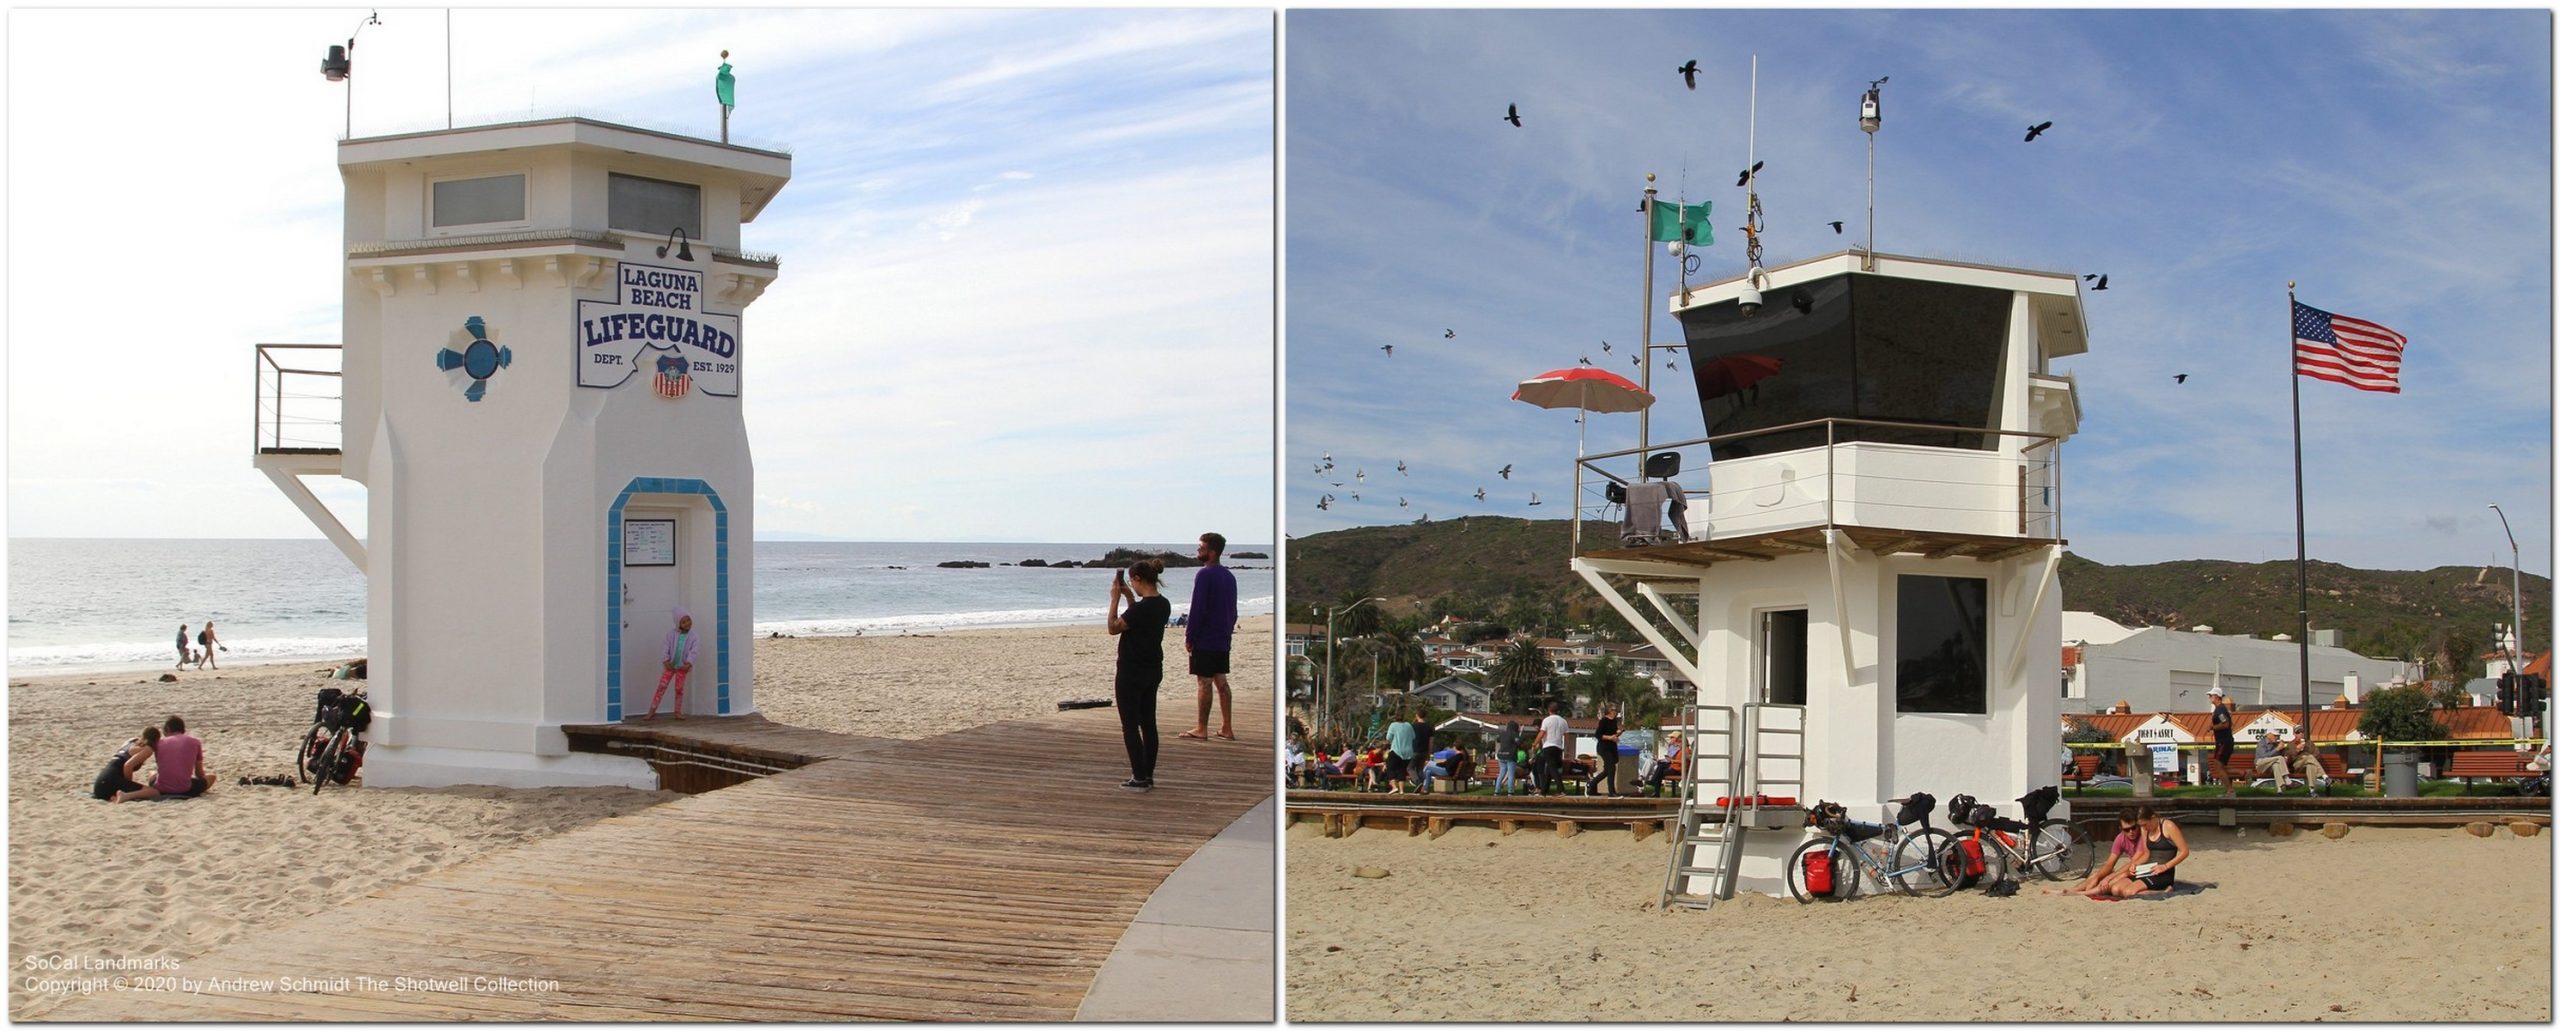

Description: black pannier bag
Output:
[2018,785,2060,825]
[1895,792,1936,827]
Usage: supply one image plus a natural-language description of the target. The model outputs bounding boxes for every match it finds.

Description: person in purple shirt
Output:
[1179,531,1240,741]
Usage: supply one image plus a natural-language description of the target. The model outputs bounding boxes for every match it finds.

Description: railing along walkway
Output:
[54,703,1272,1021]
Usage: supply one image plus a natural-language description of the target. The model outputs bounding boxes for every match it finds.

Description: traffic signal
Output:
[2498,672,2519,716]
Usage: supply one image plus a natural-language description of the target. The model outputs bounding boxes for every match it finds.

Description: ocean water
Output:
[5,539,1273,674]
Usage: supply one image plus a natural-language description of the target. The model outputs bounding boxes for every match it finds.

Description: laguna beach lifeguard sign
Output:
[273,117,790,790]
[580,263,742,397]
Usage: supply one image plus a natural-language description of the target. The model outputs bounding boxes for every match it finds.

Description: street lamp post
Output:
[2490,503,2527,737]
[1323,597,1385,745]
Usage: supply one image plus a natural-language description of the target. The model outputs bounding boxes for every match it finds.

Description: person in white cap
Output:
[643,607,697,721]
[2206,686,2236,795]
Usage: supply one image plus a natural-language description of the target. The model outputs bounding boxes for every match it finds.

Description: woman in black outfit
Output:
[1107,560,1171,791]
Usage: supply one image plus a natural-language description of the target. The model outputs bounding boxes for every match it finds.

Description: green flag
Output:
[1649,200,1712,246]
[716,62,736,110]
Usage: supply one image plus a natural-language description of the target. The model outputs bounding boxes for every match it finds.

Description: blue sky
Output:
[8,8,1272,545]
[1284,8,2551,576]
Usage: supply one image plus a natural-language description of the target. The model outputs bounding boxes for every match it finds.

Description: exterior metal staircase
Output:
[1660,702,1806,911]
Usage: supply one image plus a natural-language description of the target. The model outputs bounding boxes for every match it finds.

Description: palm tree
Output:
[1367,614,1435,692]
[1489,636,1552,714]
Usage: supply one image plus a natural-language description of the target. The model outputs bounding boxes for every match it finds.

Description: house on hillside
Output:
[1412,674,1492,713]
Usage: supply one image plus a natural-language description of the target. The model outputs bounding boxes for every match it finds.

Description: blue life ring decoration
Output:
[434,315,512,402]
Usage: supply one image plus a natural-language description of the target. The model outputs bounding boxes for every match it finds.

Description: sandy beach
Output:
[1285,817,2550,1022]
[8,616,1271,1021]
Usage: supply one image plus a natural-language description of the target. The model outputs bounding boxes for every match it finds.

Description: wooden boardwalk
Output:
[55,703,1272,1021]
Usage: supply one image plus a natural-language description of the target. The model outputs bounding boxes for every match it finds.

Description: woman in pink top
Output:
[114,715,213,801]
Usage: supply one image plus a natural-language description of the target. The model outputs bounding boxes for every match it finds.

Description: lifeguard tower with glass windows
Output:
[1565,250,2086,905]
[254,118,790,788]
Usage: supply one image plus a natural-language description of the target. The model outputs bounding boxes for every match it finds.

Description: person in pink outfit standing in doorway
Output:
[643,607,697,720]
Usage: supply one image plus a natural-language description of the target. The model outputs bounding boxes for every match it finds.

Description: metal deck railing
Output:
[1572,417,2063,559]
[253,344,345,454]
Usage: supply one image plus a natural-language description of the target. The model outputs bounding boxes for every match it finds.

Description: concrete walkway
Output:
[1076,796,1276,1022]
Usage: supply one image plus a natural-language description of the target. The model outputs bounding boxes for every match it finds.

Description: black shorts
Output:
[2138,868,2177,891]
[1384,753,1410,779]
[166,776,208,799]
[1189,650,1230,677]
[2212,737,2234,763]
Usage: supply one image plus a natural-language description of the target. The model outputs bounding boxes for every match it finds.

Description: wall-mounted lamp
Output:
[657,227,695,262]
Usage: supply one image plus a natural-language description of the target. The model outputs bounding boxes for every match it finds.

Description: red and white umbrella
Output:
[1512,367,1656,458]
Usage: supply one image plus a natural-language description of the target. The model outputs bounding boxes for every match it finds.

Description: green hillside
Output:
[1287,518,2547,670]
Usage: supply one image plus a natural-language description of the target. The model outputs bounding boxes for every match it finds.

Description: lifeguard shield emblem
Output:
[652,353,691,399]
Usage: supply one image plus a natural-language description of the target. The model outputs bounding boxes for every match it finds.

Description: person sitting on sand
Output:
[2051,810,2144,896]
[115,715,213,802]
[2102,806,2190,897]
[91,727,160,802]
[642,608,698,721]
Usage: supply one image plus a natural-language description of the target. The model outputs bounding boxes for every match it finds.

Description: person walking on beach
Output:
[91,727,160,801]
[1383,709,1417,794]
[114,715,213,802]
[1180,532,1239,741]
[1107,560,1171,791]
[2207,687,2236,795]
[1535,703,1570,795]
[1588,702,1622,796]
[643,608,698,720]
[1494,718,1523,795]
[175,625,192,669]
[196,621,222,670]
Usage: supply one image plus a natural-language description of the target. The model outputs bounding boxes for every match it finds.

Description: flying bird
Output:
[1678,59,1700,90]
[1528,492,1543,506]
[2024,120,2053,142]
[1828,221,1844,234]
[1355,468,1366,482]
[1498,463,1513,480]
[1578,355,1593,367]
[1396,460,1409,475]
[1381,344,1393,356]
[1398,497,1409,507]
[1444,329,1455,339]
[1329,481,1344,487]
[1666,359,1678,371]
[1631,355,1641,368]
[1316,495,1332,511]
[1735,160,1764,187]
[2091,275,2109,290]
[1349,492,1361,501]
[2174,374,2188,384]
[1503,104,1522,128]
[1473,487,1488,502]
[1312,463,1324,476]
[1600,340,1611,353]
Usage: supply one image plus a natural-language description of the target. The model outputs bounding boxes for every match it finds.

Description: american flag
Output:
[652,354,691,399]
[2292,300,2406,394]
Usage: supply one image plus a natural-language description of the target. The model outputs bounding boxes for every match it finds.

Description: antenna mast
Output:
[1744,56,1763,291]
[1860,77,1884,271]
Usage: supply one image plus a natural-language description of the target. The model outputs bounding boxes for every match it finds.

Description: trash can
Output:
[2381,749,2421,797]
[1613,744,1638,795]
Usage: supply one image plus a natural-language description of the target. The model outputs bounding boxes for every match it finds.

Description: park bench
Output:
[2217,750,2339,791]
[2445,750,2535,791]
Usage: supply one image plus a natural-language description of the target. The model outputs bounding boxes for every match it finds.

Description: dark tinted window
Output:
[1894,575,1987,714]
[1764,609,1807,706]
[432,174,526,227]
[609,173,701,240]
[1676,273,2009,459]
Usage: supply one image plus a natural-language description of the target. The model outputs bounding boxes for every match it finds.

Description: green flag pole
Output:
[716,50,736,143]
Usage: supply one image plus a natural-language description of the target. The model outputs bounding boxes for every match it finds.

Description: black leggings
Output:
[1534,746,1564,793]
[1593,747,1619,793]
[1115,671,1160,780]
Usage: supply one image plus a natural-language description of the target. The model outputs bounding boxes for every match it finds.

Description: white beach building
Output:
[1568,250,2086,903]
[256,118,791,788]
[2059,612,2415,715]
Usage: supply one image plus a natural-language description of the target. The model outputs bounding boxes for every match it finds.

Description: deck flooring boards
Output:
[51,700,1271,1021]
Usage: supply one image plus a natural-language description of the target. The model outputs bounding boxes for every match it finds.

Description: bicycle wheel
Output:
[293,723,327,783]
[310,734,342,795]
[2029,819,2092,881]
[1889,828,1953,896]
[1785,839,1853,903]
[1928,834,1976,896]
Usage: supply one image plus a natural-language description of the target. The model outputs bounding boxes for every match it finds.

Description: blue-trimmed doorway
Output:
[605,478,731,721]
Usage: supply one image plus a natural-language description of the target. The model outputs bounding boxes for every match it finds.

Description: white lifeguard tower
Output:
[1564,250,2086,905]
[255,118,790,788]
